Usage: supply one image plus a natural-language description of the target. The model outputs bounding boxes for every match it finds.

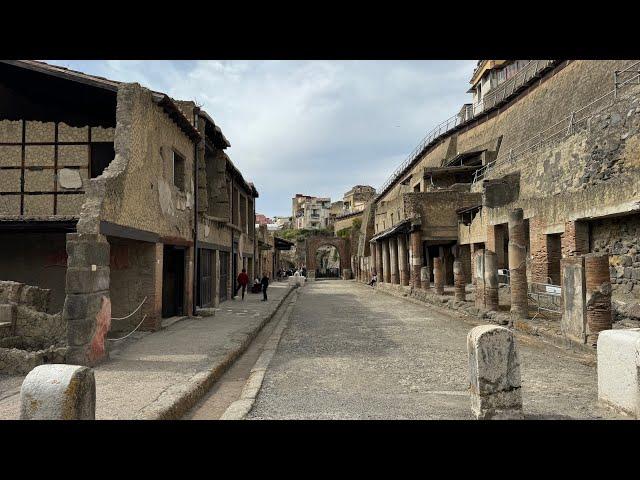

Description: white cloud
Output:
[47,59,476,216]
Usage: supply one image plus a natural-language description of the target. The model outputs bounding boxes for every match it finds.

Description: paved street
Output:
[247,280,624,420]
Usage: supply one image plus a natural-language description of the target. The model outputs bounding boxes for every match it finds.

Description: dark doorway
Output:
[90,142,115,178]
[197,248,212,308]
[546,233,562,285]
[162,245,185,317]
[219,251,229,302]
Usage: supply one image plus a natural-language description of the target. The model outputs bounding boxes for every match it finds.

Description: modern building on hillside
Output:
[291,194,331,229]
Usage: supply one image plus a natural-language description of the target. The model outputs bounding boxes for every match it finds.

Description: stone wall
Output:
[591,213,640,297]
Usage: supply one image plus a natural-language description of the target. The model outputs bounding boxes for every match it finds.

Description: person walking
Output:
[261,272,269,301]
[367,273,377,287]
[233,268,249,300]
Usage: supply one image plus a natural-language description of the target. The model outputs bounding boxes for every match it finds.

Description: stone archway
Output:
[305,236,350,278]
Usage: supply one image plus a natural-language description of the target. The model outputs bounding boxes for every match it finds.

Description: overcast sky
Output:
[47,60,476,217]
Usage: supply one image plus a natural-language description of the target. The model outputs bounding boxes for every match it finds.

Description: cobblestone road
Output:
[247,280,624,420]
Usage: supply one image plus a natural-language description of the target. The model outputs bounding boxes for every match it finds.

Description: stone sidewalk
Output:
[0,282,293,420]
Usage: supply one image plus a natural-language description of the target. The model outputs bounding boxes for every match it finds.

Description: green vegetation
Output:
[336,227,352,239]
[275,228,333,243]
[352,218,362,230]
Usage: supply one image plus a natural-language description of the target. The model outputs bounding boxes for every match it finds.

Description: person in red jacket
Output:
[234,268,249,300]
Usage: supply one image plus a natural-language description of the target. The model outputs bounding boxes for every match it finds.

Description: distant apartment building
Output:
[291,194,331,229]
[272,216,292,230]
[342,185,376,213]
[255,213,273,226]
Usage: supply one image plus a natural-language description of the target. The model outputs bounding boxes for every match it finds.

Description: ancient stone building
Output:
[0,60,259,369]
[356,60,640,324]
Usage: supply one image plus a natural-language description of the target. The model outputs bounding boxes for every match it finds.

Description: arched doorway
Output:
[305,235,350,279]
[315,244,341,278]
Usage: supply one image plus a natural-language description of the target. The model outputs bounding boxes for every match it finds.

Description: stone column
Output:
[63,233,111,367]
[382,239,391,284]
[420,266,430,290]
[143,242,163,331]
[560,256,586,343]
[376,241,384,282]
[370,242,377,276]
[453,259,466,301]
[410,230,422,289]
[585,253,612,346]
[398,234,409,286]
[474,249,485,307]
[509,209,528,319]
[213,249,220,308]
[433,257,444,295]
[389,237,399,285]
[484,250,499,311]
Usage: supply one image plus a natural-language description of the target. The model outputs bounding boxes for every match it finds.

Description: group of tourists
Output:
[233,268,270,301]
[276,267,307,280]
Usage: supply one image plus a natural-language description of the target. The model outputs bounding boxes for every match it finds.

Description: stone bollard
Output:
[467,325,523,419]
[433,257,444,295]
[420,266,430,290]
[484,250,499,311]
[20,364,96,420]
[453,259,466,301]
[597,329,640,418]
[508,209,528,319]
[584,253,612,346]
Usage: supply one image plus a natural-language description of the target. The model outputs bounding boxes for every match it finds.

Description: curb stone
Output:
[220,289,300,420]
[138,285,298,420]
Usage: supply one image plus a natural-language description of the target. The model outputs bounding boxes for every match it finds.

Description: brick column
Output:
[453,259,466,301]
[529,216,549,283]
[398,234,409,286]
[389,236,399,285]
[64,233,111,367]
[486,224,506,269]
[382,239,391,283]
[433,257,444,295]
[562,220,589,258]
[509,209,528,319]
[585,253,612,346]
[410,230,422,289]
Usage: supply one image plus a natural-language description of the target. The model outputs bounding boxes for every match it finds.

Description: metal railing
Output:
[473,60,640,184]
[377,60,556,197]
[528,282,562,319]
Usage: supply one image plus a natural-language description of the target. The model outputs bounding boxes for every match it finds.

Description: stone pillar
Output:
[213,249,220,308]
[474,249,485,307]
[376,241,384,282]
[420,266,430,290]
[486,224,506,269]
[20,364,96,420]
[433,257,444,295]
[585,253,612,346]
[389,237,399,285]
[508,209,528,319]
[597,329,640,418]
[410,230,422,289]
[560,256,587,344]
[382,239,391,283]
[342,268,352,280]
[484,250,499,311]
[398,234,409,286]
[453,259,466,301]
[467,325,523,420]
[370,243,377,276]
[64,233,111,367]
